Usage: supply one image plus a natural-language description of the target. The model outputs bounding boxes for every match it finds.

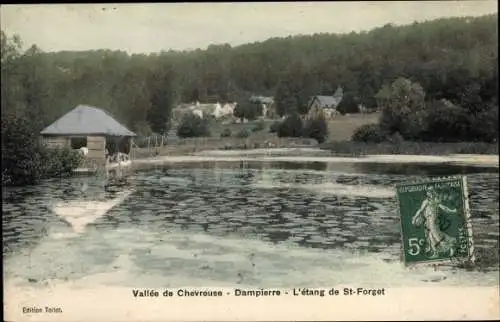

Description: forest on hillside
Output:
[1,14,498,139]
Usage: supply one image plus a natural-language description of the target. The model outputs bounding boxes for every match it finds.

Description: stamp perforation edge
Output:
[394,175,468,188]
[395,175,476,268]
[461,175,475,263]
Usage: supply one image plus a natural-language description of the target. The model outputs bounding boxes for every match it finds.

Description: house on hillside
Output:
[40,105,136,169]
[221,102,237,118]
[194,102,222,118]
[306,86,343,119]
[173,102,219,120]
[264,103,278,118]
[174,101,236,120]
[249,95,274,105]
[249,95,276,118]
[191,108,204,119]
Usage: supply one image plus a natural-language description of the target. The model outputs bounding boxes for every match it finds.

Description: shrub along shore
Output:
[319,141,499,156]
[131,135,498,159]
[1,113,83,187]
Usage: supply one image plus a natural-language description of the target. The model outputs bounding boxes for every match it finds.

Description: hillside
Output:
[1,14,498,138]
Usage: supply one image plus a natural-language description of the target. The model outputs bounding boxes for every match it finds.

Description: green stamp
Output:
[396,176,475,266]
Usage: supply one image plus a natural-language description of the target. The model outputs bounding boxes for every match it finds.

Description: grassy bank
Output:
[320,141,499,156]
[132,113,498,159]
[132,136,318,159]
[326,113,380,141]
[209,113,379,141]
[209,118,277,137]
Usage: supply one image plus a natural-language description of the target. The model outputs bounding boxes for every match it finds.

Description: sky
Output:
[1,1,498,54]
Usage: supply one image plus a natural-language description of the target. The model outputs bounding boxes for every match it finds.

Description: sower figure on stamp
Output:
[412,188,458,259]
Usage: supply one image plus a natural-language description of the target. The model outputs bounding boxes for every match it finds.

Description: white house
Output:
[190,101,217,118]
[261,104,268,118]
[212,102,223,118]
[175,101,238,120]
[191,109,203,118]
[220,102,237,117]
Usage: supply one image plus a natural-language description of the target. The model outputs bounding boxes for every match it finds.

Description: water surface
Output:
[3,160,499,288]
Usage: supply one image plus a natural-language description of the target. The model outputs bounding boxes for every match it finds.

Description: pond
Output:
[2,159,499,289]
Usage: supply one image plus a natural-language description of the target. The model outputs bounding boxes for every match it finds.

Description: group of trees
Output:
[233,101,264,121]
[1,112,82,186]
[3,14,498,137]
[1,13,498,184]
[176,113,211,138]
[353,77,498,143]
[1,31,177,137]
[270,115,329,143]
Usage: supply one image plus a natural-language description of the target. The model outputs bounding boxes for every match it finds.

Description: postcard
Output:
[2,2,499,321]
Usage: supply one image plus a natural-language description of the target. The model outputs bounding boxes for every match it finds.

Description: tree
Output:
[304,115,329,143]
[146,67,178,135]
[234,101,262,121]
[1,112,81,185]
[176,113,211,138]
[18,47,54,132]
[352,124,386,143]
[277,115,303,138]
[468,103,498,142]
[274,81,298,116]
[459,82,485,115]
[1,31,24,118]
[115,64,152,129]
[422,99,469,142]
[336,92,359,114]
[1,31,22,64]
[1,112,44,185]
[378,77,427,139]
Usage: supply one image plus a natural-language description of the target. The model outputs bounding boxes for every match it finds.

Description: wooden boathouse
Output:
[40,104,136,171]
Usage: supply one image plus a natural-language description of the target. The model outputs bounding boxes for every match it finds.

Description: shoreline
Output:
[133,138,498,159]
[132,149,499,168]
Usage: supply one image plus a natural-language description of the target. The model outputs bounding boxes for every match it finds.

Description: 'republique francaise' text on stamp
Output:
[396,176,475,266]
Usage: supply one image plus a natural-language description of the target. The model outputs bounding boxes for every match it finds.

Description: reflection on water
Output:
[353,162,498,176]
[2,161,499,288]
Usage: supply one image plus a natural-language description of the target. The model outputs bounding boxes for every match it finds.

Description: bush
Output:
[336,92,359,115]
[2,113,46,185]
[468,104,499,143]
[421,100,468,142]
[377,78,426,139]
[236,128,250,138]
[269,121,281,133]
[220,128,232,137]
[304,116,328,143]
[40,147,83,178]
[387,132,404,144]
[1,113,83,186]
[277,115,303,138]
[351,124,386,143]
[252,120,266,132]
[320,140,498,156]
[456,142,498,154]
[234,101,262,121]
[177,114,211,138]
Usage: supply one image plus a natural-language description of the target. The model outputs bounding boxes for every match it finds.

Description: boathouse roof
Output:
[40,105,136,137]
